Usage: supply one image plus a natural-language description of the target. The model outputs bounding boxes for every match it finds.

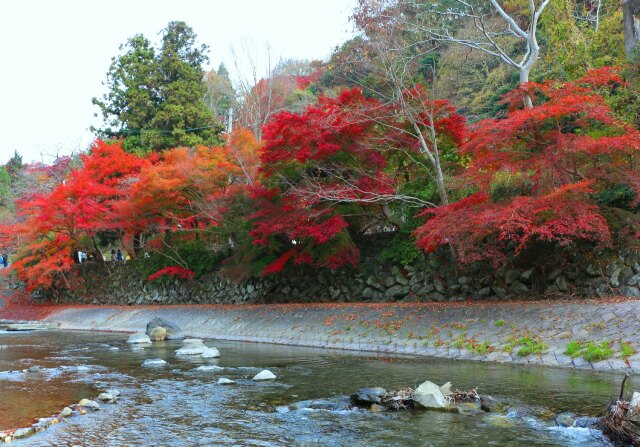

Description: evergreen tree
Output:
[92,21,223,153]
[5,150,23,179]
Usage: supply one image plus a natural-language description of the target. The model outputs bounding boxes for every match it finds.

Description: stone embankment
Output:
[39,245,640,306]
[37,298,640,373]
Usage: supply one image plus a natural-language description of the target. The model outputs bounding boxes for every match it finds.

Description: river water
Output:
[0,330,626,446]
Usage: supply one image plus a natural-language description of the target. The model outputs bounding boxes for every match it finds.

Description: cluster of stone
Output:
[0,389,120,443]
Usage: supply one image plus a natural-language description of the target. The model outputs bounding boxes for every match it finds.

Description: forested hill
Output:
[1,3,640,300]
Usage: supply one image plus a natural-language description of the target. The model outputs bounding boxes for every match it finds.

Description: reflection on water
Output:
[0,330,626,446]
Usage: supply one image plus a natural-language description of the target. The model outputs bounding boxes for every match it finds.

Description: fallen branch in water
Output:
[598,374,640,447]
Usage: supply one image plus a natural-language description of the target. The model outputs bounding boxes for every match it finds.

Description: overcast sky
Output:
[0,0,356,165]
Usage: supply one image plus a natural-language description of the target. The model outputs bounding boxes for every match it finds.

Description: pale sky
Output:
[0,0,357,165]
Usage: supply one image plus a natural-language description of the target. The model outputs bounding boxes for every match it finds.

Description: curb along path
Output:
[17,298,639,374]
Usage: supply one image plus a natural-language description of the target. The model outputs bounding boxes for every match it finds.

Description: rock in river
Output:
[77,399,100,411]
[413,381,448,409]
[195,365,224,373]
[12,427,35,439]
[142,358,168,368]
[176,338,206,355]
[146,317,184,340]
[350,387,386,407]
[97,392,116,403]
[252,370,277,381]
[126,333,152,344]
[201,347,221,358]
[149,327,167,341]
[218,377,236,385]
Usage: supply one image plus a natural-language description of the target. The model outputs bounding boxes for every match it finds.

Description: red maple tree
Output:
[414,67,639,265]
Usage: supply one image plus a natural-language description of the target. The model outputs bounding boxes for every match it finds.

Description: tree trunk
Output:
[520,68,534,109]
[624,0,640,61]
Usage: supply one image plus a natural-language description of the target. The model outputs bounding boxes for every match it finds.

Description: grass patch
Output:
[582,342,614,362]
[620,341,635,360]
[565,340,583,358]
[564,340,615,362]
[453,333,495,355]
[494,319,505,327]
[503,335,547,356]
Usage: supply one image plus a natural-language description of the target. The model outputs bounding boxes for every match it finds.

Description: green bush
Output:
[490,171,534,203]
[139,238,226,280]
[595,184,637,210]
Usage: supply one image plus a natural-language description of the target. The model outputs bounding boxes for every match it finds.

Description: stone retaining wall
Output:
[45,244,640,306]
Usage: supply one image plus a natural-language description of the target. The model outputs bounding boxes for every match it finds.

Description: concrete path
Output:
[30,298,640,374]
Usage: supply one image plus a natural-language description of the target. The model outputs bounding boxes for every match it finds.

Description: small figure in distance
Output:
[116,249,124,261]
[110,249,116,262]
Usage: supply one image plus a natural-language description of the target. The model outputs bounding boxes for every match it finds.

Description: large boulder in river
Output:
[350,388,387,407]
[146,318,184,340]
[126,333,151,344]
[149,327,167,341]
[413,381,448,409]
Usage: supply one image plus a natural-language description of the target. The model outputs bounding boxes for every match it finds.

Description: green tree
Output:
[92,21,223,153]
[5,150,23,180]
[0,166,13,221]
[203,63,237,125]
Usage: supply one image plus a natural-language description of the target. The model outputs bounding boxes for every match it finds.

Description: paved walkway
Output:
[12,298,638,374]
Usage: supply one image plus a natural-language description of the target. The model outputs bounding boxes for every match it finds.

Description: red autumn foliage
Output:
[414,67,638,265]
[147,266,196,281]
[8,141,145,291]
[254,86,465,274]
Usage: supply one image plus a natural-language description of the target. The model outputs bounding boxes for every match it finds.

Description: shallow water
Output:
[0,330,627,446]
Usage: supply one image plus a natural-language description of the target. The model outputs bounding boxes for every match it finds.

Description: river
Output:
[0,330,625,446]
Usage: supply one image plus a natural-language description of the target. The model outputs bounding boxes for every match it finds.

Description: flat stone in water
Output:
[12,427,35,439]
[217,377,236,384]
[126,333,152,344]
[176,346,205,355]
[252,370,276,381]
[201,347,220,358]
[195,365,224,373]
[142,358,168,367]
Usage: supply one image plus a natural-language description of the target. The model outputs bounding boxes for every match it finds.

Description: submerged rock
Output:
[555,412,577,428]
[126,333,151,344]
[252,370,277,381]
[480,395,505,413]
[455,402,484,416]
[27,366,41,373]
[195,365,224,373]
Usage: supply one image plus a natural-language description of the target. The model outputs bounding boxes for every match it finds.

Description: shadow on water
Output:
[0,330,627,446]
